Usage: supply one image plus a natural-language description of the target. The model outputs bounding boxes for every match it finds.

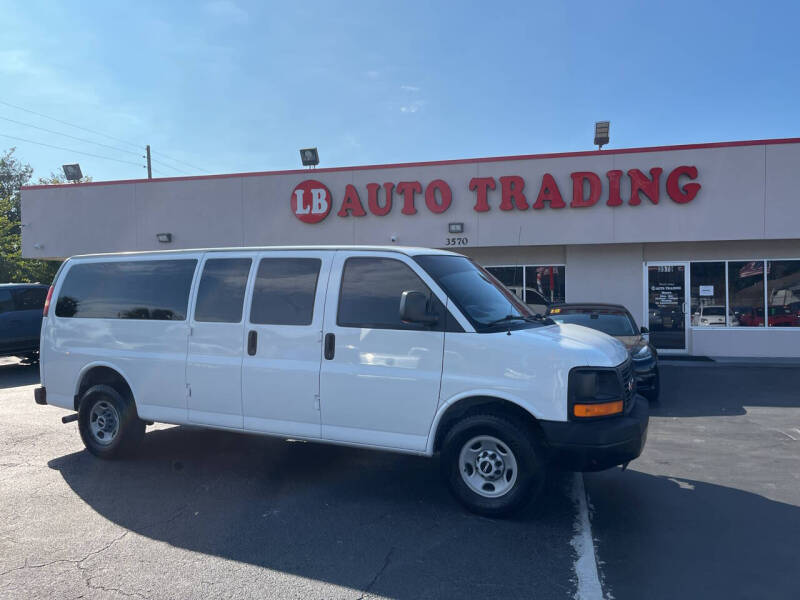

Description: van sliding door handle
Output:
[247,330,257,356]
[324,333,335,360]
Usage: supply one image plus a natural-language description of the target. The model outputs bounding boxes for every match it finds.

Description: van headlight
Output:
[633,345,652,360]
[568,368,624,419]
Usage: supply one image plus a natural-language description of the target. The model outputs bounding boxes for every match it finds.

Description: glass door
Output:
[645,263,689,353]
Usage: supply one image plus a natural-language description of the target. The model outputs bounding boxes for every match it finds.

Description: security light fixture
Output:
[448,222,464,234]
[594,121,610,150]
[299,148,319,167]
[156,233,173,243]
[62,163,83,182]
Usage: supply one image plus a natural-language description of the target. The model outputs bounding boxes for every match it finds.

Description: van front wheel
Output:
[441,414,545,517]
[78,384,145,459]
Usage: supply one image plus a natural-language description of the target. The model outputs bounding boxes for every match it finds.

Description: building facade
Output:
[21,138,800,357]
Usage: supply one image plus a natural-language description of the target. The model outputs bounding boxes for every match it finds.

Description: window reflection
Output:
[767,260,800,327]
[728,261,765,327]
[485,264,565,313]
[690,262,728,326]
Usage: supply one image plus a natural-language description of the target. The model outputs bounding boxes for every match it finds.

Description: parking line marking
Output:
[570,473,605,600]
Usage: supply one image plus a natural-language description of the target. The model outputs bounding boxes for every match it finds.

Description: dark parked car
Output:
[0,283,49,362]
[546,303,660,401]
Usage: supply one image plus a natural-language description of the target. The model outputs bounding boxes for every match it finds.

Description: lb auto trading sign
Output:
[290,166,700,223]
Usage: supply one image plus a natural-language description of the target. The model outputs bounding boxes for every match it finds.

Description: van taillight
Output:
[43,286,54,316]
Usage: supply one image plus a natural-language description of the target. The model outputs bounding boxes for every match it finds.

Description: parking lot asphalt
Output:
[1,358,798,599]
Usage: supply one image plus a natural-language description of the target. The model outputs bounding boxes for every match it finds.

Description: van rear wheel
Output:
[78,384,145,459]
[441,413,545,517]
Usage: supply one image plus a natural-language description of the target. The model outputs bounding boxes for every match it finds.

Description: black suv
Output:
[0,283,49,362]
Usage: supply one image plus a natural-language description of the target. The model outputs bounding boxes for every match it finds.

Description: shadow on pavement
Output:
[654,365,800,417]
[0,360,39,390]
[585,468,799,600]
[48,425,578,600]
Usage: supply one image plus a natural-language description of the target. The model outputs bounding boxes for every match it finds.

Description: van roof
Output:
[69,245,463,260]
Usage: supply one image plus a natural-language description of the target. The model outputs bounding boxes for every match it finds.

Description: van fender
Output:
[73,360,137,407]
[424,389,543,456]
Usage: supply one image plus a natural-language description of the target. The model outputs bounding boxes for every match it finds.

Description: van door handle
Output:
[324,333,335,360]
[247,330,257,356]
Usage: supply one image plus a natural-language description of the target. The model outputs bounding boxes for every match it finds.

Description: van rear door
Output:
[186,252,256,429]
[241,251,332,438]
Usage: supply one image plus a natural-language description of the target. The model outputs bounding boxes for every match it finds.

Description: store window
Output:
[767,260,800,327]
[690,262,727,327]
[728,261,766,327]
[485,264,565,312]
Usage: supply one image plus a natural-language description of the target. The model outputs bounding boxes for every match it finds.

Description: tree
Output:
[0,148,82,284]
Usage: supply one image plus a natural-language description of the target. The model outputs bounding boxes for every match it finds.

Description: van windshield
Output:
[414,255,551,331]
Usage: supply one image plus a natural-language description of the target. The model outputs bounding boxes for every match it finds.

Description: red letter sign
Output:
[470,177,496,212]
[337,184,367,217]
[606,170,623,206]
[628,168,663,206]
[396,181,423,215]
[367,182,394,216]
[499,176,528,211]
[291,180,332,224]
[667,166,700,204]
[570,172,602,208]
[425,180,452,214]
[532,174,566,209]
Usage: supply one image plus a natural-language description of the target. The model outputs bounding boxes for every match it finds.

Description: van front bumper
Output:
[539,396,649,472]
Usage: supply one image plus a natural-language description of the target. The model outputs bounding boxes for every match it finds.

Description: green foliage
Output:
[0,148,76,284]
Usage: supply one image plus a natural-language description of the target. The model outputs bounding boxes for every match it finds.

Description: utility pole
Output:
[146,145,152,179]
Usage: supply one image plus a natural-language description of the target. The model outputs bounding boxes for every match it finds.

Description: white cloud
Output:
[203,1,248,24]
[400,100,425,114]
[400,85,420,92]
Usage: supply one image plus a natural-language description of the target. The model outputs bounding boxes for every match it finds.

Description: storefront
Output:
[21,137,800,357]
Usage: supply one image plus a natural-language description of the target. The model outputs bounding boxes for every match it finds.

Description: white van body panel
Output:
[241,250,334,439]
[319,251,448,452]
[40,254,202,420]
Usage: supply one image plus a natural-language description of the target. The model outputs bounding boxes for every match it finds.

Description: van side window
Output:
[0,289,14,314]
[13,287,47,311]
[338,257,438,330]
[250,258,321,325]
[194,258,252,323]
[55,260,197,320]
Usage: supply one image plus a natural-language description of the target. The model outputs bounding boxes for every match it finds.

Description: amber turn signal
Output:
[573,400,624,418]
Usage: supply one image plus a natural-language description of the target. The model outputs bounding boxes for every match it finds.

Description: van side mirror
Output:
[640,326,649,334]
[399,291,438,325]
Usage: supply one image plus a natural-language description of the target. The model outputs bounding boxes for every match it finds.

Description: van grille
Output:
[617,358,635,412]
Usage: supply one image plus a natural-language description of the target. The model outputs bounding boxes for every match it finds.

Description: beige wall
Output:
[21,141,800,260]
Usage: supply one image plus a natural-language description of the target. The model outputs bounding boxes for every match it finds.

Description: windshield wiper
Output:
[485,314,533,327]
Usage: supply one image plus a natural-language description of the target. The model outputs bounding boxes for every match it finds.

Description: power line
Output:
[0,133,146,168]
[0,99,210,174]
[151,151,210,173]
[0,99,142,150]
[0,115,143,157]
[149,160,184,174]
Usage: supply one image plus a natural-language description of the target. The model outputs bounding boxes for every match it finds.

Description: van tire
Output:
[78,384,146,459]
[441,413,545,517]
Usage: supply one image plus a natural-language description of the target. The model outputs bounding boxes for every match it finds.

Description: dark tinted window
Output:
[194,258,251,323]
[250,258,321,325]
[13,287,47,311]
[55,260,197,320]
[338,257,434,329]
[0,289,14,314]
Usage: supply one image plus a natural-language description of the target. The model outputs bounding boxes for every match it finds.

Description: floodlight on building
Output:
[594,121,610,150]
[299,148,319,167]
[62,163,83,182]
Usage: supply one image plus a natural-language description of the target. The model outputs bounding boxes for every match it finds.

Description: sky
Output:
[1,0,799,183]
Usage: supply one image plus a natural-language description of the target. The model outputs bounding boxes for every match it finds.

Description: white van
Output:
[34,246,647,516]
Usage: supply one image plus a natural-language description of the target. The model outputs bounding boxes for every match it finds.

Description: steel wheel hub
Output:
[89,400,120,446]
[458,435,519,498]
